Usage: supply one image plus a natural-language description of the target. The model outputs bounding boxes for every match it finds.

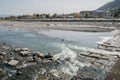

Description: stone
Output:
[3,60,8,64]
[89,54,101,59]
[21,48,29,51]
[49,69,58,77]
[1,52,6,55]
[9,57,15,60]
[33,51,44,58]
[8,60,19,66]
[60,73,71,80]
[14,48,22,52]
[16,71,22,75]
[44,53,53,59]
[19,51,30,56]
[0,68,5,76]
[0,52,6,56]
[1,46,10,50]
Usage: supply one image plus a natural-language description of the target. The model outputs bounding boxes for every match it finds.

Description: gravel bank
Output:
[0,21,115,32]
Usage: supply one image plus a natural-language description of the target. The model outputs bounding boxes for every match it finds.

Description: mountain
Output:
[98,0,120,11]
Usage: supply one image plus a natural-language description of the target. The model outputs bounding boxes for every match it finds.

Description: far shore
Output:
[0,21,115,32]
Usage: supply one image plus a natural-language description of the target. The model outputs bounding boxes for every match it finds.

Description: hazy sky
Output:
[0,0,113,15]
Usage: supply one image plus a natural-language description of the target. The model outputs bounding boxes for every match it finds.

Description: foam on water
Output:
[96,37,112,44]
[53,43,91,76]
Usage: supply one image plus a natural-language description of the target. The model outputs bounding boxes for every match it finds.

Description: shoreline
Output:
[0,21,115,32]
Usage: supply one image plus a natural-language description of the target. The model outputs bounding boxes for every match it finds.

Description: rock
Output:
[8,60,19,66]
[15,48,29,52]
[19,51,30,56]
[16,71,22,75]
[49,69,58,77]
[1,46,10,50]
[21,48,29,51]
[60,73,71,80]
[33,52,44,58]
[27,56,34,62]
[9,57,15,60]
[1,52,6,55]
[44,53,53,59]
[10,52,14,55]
[0,52,6,56]
[3,60,8,64]
[0,68,5,76]
[14,48,22,52]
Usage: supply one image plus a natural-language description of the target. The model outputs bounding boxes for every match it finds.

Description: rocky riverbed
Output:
[0,43,119,80]
[0,21,115,32]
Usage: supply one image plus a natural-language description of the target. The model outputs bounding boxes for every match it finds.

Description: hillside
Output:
[98,0,120,11]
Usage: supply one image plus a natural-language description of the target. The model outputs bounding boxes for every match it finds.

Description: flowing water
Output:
[0,26,115,79]
[0,26,111,53]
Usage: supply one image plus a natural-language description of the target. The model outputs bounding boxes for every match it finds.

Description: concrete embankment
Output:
[98,30,120,80]
[98,31,120,52]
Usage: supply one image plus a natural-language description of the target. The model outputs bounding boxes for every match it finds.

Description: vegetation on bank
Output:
[0,13,80,21]
[0,9,119,21]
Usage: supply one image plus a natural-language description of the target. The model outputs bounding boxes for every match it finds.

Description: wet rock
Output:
[49,69,58,77]
[60,73,71,80]
[14,48,22,52]
[10,52,14,55]
[27,56,34,62]
[42,60,51,63]
[1,46,10,50]
[16,71,22,75]
[8,60,19,66]
[3,60,8,64]
[44,53,53,60]
[21,48,29,51]
[19,51,30,56]
[33,51,44,58]
[82,78,94,80]
[0,68,5,76]
[9,57,15,60]
[36,74,47,80]
[89,54,101,59]
[0,52,6,56]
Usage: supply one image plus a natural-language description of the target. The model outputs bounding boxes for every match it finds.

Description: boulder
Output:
[14,48,22,52]
[0,52,6,56]
[44,53,53,59]
[33,52,44,58]
[21,48,29,51]
[19,51,30,56]
[0,68,5,76]
[8,60,19,66]
[3,60,8,64]
[15,48,29,52]
[60,73,71,80]
[1,46,10,50]
[49,69,58,77]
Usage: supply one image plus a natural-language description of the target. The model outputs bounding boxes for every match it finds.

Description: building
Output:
[80,10,107,18]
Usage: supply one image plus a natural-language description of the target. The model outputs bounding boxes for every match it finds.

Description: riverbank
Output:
[0,21,115,32]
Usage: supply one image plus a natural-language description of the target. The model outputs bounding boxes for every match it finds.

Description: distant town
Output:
[0,7,120,21]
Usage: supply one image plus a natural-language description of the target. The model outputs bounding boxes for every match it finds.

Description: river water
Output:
[0,26,111,54]
[0,26,114,79]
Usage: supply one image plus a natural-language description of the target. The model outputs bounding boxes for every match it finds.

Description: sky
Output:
[0,0,113,15]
